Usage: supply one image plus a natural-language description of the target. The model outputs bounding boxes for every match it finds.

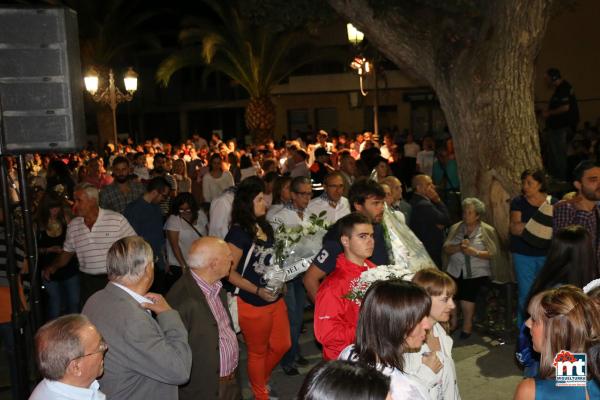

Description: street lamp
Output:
[347,24,379,139]
[84,67,138,145]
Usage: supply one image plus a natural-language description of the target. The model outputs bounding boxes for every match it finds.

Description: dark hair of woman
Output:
[271,176,292,206]
[240,154,253,169]
[520,168,547,193]
[169,192,199,224]
[46,159,75,199]
[228,152,240,167]
[352,279,431,372]
[35,192,67,231]
[297,360,390,400]
[231,176,273,242]
[527,225,598,306]
[208,153,223,172]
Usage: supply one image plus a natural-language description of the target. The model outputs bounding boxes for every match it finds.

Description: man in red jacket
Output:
[314,212,376,360]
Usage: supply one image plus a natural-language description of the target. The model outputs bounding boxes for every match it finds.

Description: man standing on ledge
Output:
[542,67,579,181]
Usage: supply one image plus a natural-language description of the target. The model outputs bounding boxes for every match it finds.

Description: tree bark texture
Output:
[245,96,277,145]
[327,0,554,243]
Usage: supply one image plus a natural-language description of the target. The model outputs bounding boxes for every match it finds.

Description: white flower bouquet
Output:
[345,264,414,305]
[273,211,329,282]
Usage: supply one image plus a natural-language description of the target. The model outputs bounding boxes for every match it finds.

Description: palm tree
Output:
[156,0,341,144]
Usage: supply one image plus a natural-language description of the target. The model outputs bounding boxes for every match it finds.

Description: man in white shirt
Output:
[416,136,436,177]
[267,176,312,375]
[306,172,351,225]
[268,176,312,230]
[314,130,334,153]
[379,133,394,160]
[404,133,421,159]
[30,314,107,400]
[290,149,311,178]
[46,182,136,304]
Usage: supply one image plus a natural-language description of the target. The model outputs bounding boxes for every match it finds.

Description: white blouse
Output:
[339,345,429,400]
[202,171,234,203]
[164,212,208,266]
[403,323,461,400]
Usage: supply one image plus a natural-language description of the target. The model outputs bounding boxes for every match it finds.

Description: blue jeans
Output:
[280,277,306,368]
[45,274,80,320]
[513,253,546,327]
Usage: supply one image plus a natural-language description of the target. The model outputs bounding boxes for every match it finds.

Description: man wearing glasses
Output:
[30,314,108,400]
[305,172,351,225]
[267,176,313,376]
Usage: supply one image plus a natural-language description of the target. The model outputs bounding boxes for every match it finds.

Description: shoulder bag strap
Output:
[234,242,255,295]
[181,216,203,238]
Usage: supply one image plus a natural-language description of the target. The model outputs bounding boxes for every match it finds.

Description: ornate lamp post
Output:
[84,67,138,145]
[347,23,378,139]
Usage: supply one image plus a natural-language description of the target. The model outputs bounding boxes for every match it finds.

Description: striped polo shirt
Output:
[63,208,136,275]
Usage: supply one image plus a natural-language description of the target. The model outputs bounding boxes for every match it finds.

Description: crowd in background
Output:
[0,118,599,399]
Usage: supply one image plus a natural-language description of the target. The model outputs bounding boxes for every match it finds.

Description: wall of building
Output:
[534,0,600,126]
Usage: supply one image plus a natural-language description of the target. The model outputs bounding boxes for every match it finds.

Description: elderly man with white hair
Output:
[46,182,136,303]
[83,236,192,400]
[167,237,241,400]
[30,314,107,400]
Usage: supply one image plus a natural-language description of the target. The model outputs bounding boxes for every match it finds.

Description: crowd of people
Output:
[0,120,598,400]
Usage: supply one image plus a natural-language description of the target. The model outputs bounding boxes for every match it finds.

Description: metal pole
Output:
[373,65,379,140]
[0,94,30,399]
[16,154,42,331]
[108,69,118,145]
[0,158,30,399]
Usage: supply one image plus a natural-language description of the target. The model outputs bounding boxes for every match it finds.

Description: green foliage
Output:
[156,0,345,98]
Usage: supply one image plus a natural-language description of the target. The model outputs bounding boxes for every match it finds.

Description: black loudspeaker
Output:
[0,7,85,153]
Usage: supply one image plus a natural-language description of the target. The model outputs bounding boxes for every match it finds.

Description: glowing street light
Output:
[84,67,138,145]
[347,24,379,137]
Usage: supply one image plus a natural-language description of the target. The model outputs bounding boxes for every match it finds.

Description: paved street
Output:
[238,316,522,400]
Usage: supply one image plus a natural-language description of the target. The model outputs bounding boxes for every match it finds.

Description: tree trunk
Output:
[327,0,553,242]
[245,96,276,145]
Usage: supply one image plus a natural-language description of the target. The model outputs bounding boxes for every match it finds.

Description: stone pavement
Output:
[237,319,523,400]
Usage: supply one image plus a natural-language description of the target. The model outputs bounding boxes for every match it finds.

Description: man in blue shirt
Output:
[123,176,171,293]
[303,178,389,302]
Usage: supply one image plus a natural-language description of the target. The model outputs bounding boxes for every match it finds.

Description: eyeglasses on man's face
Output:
[71,340,108,362]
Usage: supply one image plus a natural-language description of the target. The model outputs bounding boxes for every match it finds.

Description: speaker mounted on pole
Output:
[0,7,85,154]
